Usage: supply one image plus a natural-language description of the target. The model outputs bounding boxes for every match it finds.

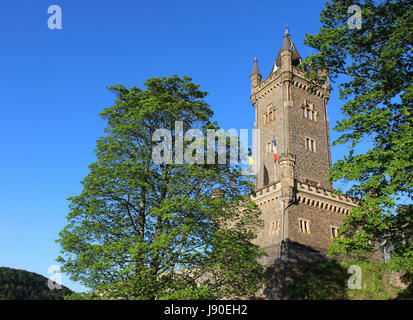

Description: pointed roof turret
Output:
[251,57,261,75]
[280,27,293,51]
[271,27,302,74]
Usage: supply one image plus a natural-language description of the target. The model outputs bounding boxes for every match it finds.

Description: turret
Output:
[250,57,261,96]
[271,27,301,75]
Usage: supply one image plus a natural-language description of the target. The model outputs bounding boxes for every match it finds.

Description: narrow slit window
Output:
[299,219,310,234]
[306,138,316,152]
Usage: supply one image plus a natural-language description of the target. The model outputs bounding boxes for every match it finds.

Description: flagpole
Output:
[273,159,276,183]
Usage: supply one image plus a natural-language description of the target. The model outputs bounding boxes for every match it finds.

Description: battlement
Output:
[251,67,328,104]
[252,181,358,216]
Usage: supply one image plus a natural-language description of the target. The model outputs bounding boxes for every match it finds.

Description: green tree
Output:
[57,75,264,300]
[300,0,412,270]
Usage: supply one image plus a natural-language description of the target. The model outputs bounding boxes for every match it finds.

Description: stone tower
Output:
[250,28,358,264]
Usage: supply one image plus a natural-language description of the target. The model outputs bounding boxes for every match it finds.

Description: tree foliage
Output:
[301,0,412,269]
[56,75,265,299]
[0,267,72,300]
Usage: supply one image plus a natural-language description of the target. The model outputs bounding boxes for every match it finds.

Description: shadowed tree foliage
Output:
[57,75,265,300]
[301,0,412,271]
[284,259,348,300]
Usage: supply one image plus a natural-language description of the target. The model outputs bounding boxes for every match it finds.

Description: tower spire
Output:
[251,57,261,75]
[271,27,302,74]
[250,57,262,96]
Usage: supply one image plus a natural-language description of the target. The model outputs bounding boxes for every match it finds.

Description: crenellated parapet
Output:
[251,180,358,216]
[291,67,329,99]
[251,67,329,105]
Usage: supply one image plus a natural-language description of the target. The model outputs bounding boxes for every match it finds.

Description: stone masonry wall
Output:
[254,74,284,190]
[286,201,345,252]
[290,71,331,190]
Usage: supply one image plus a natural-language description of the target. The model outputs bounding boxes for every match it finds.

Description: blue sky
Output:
[0,0,354,292]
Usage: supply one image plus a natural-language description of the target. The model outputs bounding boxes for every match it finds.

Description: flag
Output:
[248,146,253,169]
[273,136,278,163]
